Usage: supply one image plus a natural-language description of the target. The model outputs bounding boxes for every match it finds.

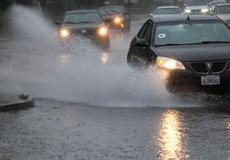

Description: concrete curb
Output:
[0,96,34,112]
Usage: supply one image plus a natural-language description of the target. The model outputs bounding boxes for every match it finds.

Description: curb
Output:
[0,96,34,112]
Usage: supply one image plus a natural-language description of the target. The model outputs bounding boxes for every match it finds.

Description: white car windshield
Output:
[154,8,181,15]
[186,0,208,6]
[154,21,230,46]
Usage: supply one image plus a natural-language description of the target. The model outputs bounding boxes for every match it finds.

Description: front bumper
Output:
[184,9,210,15]
[161,61,230,93]
[59,33,110,48]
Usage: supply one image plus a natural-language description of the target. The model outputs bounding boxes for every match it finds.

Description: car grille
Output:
[191,9,201,13]
[212,62,226,73]
[191,62,226,74]
[73,29,96,37]
[191,63,208,73]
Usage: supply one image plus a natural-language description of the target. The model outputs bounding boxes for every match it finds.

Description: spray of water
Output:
[5,5,206,107]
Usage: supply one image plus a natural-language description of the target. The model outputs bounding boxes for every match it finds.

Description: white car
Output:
[151,6,182,16]
[184,0,209,14]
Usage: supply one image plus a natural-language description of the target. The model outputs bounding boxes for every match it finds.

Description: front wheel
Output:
[101,39,110,49]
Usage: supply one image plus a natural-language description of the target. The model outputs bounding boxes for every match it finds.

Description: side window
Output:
[137,21,151,39]
[215,7,219,14]
[143,22,153,42]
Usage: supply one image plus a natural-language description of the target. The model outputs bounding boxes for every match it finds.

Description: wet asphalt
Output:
[1,99,230,160]
[1,14,230,160]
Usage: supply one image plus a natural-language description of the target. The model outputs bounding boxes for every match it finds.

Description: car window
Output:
[154,8,181,15]
[216,5,230,14]
[64,12,102,24]
[154,21,230,46]
[186,0,208,6]
[99,7,124,16]
[143,22,153,42]
[137,21,152,40]
[209,1,225,7]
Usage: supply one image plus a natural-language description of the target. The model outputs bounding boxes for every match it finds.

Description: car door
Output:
[127,20,154,66]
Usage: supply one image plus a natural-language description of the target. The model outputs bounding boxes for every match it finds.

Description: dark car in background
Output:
[127,15,230,92]
[214,3,230,25]
[208,0,226,13]
[58,10,110,48]
[99,5,130,32]
[151,6,182,16]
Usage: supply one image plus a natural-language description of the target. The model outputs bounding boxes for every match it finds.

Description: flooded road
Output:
[1,99,230,160]
[1,5,230,160]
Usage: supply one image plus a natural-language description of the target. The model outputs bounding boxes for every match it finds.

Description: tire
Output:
[101,39,110,49]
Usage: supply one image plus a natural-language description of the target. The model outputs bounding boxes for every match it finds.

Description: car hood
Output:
[217,14,230,20]
[185,6,208,10]
[154,44,230,62]
[62,23,101,30]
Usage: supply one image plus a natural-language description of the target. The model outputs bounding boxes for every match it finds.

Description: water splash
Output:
[5,5,206,107]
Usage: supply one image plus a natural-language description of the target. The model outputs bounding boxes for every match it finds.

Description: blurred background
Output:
[0,0,185,24]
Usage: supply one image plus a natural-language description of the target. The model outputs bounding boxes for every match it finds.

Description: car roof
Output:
[65,10,99,14]
[151,15,219,23]
[156,6,180,9]
[100,5,124,9]
[209,0,226,3]
[216,3,230,7]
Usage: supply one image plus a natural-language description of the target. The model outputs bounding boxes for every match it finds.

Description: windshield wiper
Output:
[155,43,185,47]
[76,21,96,23]
[64,21,96,24]
[188,41,230,45]
[155,41,230,47]
[64,22,77,24]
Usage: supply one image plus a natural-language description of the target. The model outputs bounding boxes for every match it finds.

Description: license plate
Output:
[201,75,220,86]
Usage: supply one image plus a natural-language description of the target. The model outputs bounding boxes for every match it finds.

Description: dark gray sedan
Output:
[127,15,230,91]
[58,10,110,48]
[214,3,230,25]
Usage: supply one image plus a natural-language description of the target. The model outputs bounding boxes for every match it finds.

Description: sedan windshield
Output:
[99,7,124,16]
[186,0,208,6]
[154,21,230,46]
[154,8,181,15]
[209,1,225,7]
[216,5,230,14]
[64,12,102,24]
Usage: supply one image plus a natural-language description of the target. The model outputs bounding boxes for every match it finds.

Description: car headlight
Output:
[156,56,185,70]
[98,26,109,37]
[59,28,70,38]
[201,8,209,13]
[185,9,191,13]
[113,16,123,25]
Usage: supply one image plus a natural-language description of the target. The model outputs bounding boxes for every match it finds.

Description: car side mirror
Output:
[135,39,149,47]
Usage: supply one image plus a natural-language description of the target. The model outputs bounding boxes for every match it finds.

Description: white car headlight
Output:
[156,56,185,70]
[185,9,191,13]
[201,8,209,13]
